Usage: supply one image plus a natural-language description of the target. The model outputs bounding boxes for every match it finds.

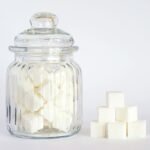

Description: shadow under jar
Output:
[6,12,82,138]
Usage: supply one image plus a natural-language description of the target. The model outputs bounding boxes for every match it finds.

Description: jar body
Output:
[6,53,82,138]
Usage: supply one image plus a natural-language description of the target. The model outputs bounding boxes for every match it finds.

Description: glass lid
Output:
[9,12,78,53]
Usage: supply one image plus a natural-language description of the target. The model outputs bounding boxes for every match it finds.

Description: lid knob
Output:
[30,12,58,28]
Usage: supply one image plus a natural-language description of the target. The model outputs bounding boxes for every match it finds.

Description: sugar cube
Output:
[23,91,44,112]
[90,121,106,138]
[128,121,146,138]
[21,113,44,133]
[43,119,52,128]
[39,102,54,123]
[54,69,74,114]
[28,65,49,87]
[116,106,138,122]
[107,122,126,139]
[37,80,53,102]
[107,91,125,108]
[98,107,115,123]
[53,109,73,132]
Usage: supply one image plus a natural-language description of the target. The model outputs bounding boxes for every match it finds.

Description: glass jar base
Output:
[7,125,81,139]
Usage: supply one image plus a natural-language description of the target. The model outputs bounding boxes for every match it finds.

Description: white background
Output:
[0,0,150,149]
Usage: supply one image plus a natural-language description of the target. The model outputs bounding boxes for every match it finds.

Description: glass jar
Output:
[6,12,82,138]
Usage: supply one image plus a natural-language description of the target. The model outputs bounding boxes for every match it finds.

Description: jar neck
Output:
[15,53,73,63]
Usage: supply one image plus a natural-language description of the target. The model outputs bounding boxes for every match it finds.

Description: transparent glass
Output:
[6,51,82,138]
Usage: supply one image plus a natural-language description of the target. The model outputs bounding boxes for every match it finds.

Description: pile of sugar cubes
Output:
[10,63,75,133]
[90,91,147,139]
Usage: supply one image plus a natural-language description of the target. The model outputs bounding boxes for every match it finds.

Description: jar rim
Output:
[9,46,78,55]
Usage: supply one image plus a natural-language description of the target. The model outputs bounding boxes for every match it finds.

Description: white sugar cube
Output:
[54,69,74,114]
[98,107,115,123]
[107,122,126,139]
[116,106,138,122]
[55,93,74,114]
[90,121,106,138]
[107,91,125,108]
[17,66,34,92]
[16,65,35,107]
[53,109,73,132]
[128,121,146,138]
[43,119,52,128]
[28,65,49,87]
[21,113,44,133]
[17,78,34,106]
[23,91,44,112]
[37,68,74,114]
[19,77,34,93]
[37,79,53,102]
[39,102,54,123]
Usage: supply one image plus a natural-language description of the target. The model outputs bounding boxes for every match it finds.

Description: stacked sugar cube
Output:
[90,91,147,139]
[10,63,75,133]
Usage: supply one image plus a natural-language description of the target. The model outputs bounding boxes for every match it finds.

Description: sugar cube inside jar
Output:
[7,12,82,138]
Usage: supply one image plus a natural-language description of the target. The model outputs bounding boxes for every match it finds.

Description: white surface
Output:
[0,127,150,150]
[0,0,150,149]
